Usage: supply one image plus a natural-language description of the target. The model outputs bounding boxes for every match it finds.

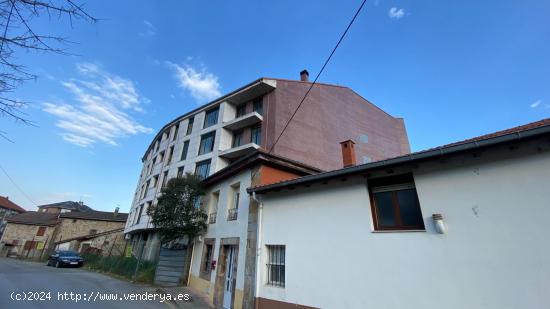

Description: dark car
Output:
[46,250,84,268]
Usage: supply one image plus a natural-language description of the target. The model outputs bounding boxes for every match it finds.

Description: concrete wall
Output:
[257,141,550,309]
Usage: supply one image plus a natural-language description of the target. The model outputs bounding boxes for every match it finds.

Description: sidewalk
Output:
[156,286,213,309]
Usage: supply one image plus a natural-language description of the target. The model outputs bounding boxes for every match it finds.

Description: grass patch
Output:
[81,254,156,284]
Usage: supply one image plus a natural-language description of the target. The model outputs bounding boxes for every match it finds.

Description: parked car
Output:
[46,250,84,268]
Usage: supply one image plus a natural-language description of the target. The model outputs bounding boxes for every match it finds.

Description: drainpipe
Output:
[251,192,263,306]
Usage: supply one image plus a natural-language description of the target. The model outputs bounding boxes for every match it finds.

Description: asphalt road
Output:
[0,258,176,309]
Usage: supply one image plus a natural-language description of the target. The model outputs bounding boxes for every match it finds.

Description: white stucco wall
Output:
[258,146,550,309]
[190,169,252,292]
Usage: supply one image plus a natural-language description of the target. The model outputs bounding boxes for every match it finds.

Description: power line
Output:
[0,163,37,207]
[268,0,368,153]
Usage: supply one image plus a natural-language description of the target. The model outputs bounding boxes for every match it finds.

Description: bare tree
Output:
[0,0,96,141]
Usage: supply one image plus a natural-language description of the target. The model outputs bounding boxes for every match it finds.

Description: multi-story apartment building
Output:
[124,71,411,263]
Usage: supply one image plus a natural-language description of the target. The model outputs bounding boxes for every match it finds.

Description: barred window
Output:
[266,245,285,287]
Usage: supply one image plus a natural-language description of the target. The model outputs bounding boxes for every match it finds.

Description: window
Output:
[198,132,215,155]
[209,191,219,224]
[203,107,219,128]
[232,130,243,147]
[181,140,190,161]
[177,166,184,178]
[251,124,261,145]
[172,124,179,141]
[144,180,150,196]
[253,97,263,115]
[158,151,165,164]
[236,104,246,118]
[36,227,46,236]
[228,183,240,221]
[167,146,174,164]
[136,204,144,224]
[195,160,211,180]
[200,239,215,280]
[89,229,97,235]
[161,171,169,188]
[186,117,194,135]
[152,175,159,188]
[266,245,285,287]
[369,175,425,231]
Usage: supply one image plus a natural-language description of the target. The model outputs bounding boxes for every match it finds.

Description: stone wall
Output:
[55,218,127,256]
[0,223,55,258]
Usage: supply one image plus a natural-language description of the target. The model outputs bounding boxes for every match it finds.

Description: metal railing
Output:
[227,208,238,221]
[208,213,217,224]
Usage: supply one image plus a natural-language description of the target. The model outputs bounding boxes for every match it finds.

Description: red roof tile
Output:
[0,196,25,213]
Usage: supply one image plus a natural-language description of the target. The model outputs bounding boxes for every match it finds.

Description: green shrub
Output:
[82,254,156,284]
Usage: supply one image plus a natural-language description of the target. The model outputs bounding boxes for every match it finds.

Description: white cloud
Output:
[389,7,405,19]
[43,63,153,147]
[140,20,156,37]
[530,99,542,108]
[167,62,221,102]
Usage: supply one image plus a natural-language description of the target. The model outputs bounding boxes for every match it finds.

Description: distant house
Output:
[0,211,58,258]
[247,118,550,309]
[53,210,128,255]
[0,196,26,239]
[37,201,93,214]
[0,206,128,259]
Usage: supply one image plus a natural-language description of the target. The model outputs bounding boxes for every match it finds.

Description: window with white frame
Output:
[266,245,285,287]
[227,183,240,221]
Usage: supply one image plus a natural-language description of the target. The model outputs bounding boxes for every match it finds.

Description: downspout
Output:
[251,191,263,308]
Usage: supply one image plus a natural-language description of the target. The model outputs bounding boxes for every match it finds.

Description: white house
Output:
[188,151,320,309]
[248,118,550,309]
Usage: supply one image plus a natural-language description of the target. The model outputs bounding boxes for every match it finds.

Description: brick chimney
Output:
[300,69,309,82]
[340,140,357,168]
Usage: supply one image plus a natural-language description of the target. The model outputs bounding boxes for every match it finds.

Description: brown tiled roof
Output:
[0,196,25,213]
[430,118,550,150]
[59,210,128,222]
[249,118,550,194]
[6,211,58,226]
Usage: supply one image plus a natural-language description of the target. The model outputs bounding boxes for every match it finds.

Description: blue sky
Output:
[1,0,549,212]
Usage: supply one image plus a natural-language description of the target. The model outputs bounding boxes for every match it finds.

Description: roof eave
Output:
[248,124,550,194]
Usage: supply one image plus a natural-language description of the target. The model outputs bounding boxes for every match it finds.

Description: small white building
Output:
[248,119,550,309]
[188,151,320,309]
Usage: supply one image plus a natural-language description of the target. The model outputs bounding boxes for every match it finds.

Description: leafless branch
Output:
[0,0,95,140]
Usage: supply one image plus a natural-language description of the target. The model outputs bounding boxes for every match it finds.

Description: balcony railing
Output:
[227,208,238,221]
[208,213,217,224]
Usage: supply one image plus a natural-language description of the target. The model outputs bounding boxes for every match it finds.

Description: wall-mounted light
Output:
[432,213,446,234]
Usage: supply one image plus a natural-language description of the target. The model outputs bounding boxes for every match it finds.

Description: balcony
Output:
[223,112,263,131]
[227,208,238,221]
[208,213,217,224]
[219,142,260,159]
